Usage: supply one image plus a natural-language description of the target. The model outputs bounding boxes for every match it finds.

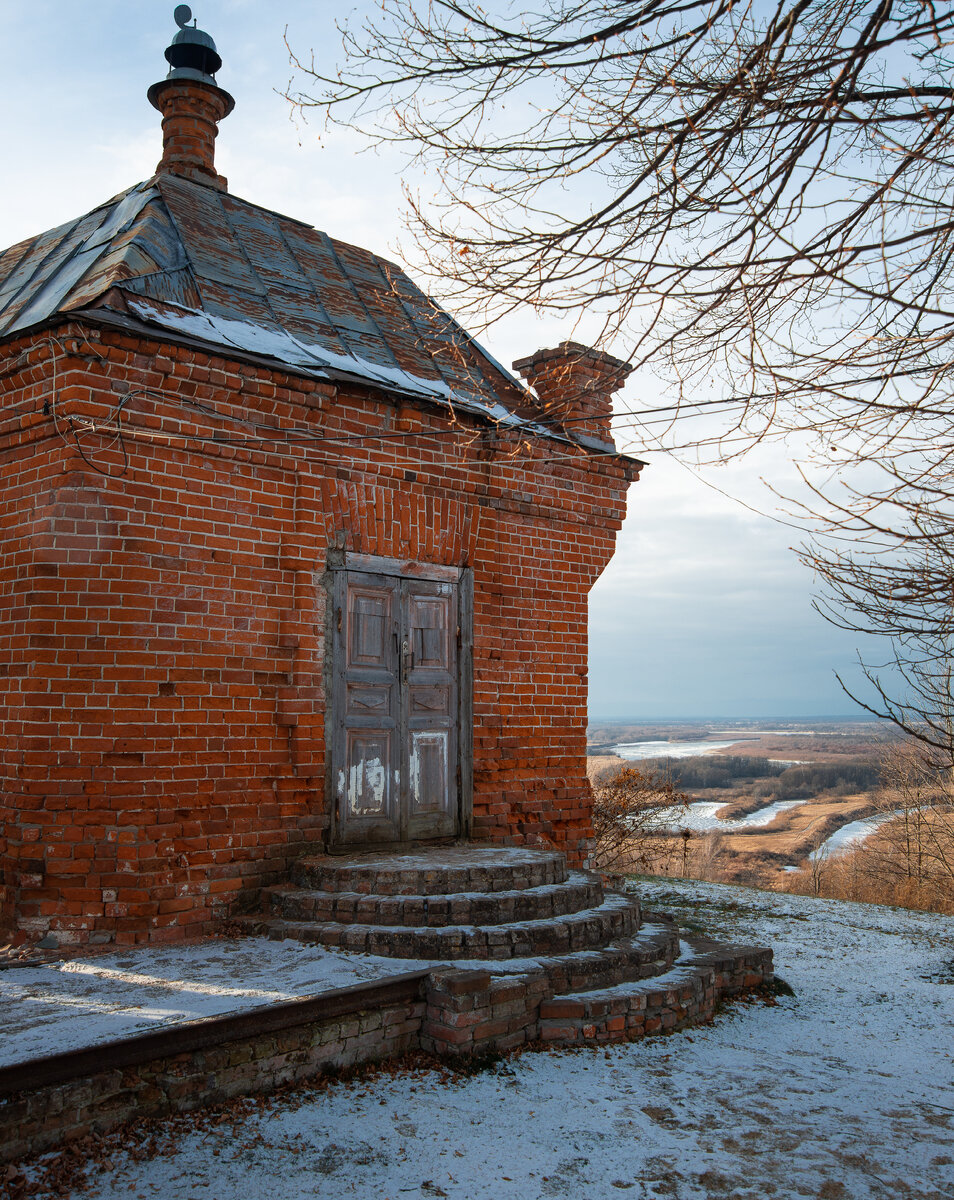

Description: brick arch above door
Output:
[316,479,482,566]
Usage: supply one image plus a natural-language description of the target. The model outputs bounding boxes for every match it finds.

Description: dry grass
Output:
[708,733,891,763]
[586,755,627,784]
[715,795,875,858]
[779,809,954,914]
[645,805,954,915]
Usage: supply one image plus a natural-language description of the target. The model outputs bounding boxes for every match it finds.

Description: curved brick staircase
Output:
[238,847,773,1056]
[0,848,775,1166]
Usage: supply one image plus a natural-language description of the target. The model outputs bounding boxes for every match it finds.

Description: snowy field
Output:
[26,879,954,1200]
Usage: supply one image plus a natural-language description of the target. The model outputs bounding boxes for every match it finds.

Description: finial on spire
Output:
[160,6,224,86]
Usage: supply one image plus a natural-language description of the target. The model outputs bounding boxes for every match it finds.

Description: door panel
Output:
[409,731,449,815]
[409,685,450,715]
[402,578,458,840]
[331,567,460,846]
[346,684,391,716]
[333,572,401,844]
[348,589,391,667]
[344,731,392,818]
[408,595,451,669]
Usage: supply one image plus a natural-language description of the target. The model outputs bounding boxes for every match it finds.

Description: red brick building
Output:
[0,14,640,945]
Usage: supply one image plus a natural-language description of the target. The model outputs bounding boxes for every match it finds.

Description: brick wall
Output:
[0,321,636,944]
[0,973,428,1164]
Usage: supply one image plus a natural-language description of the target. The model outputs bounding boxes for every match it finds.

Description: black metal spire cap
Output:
[162,5,222,84]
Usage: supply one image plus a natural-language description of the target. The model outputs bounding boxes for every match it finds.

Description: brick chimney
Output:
[512,341,633,443]
[147,6,234,192]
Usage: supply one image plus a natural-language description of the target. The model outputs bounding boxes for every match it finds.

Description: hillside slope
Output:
[31,882,954,1200]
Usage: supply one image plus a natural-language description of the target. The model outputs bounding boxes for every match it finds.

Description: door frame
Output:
[324,550,473,852]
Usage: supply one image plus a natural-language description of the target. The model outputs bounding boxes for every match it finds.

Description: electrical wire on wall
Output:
[35,324,790,483]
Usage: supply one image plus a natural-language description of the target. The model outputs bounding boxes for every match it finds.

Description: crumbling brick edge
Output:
[0,943,773,1164]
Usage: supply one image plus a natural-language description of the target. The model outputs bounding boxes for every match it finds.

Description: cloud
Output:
[588,456,882,717]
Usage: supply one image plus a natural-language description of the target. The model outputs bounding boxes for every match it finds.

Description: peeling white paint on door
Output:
[348,756,387,815]
[409,731,448,814]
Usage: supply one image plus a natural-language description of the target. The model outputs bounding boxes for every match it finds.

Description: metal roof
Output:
[0,174,551,433]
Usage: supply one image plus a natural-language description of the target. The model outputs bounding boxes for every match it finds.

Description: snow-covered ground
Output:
[0,910,663,1070]
[0,940,427,1068]
[28,879,954,1200]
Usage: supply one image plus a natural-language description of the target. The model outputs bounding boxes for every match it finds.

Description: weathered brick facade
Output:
[0,317,637,944]
[0,14,641,945]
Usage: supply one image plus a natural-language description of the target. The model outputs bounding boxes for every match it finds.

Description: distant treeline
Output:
[643,756,882,798]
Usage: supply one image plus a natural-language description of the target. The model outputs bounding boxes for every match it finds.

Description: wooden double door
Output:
[329,560,467,847]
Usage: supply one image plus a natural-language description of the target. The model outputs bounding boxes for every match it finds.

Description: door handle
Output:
[401,638,410,686]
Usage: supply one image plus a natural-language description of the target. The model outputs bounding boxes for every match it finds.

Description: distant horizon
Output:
[587,713,879,724]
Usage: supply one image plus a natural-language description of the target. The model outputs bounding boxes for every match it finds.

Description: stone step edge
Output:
[293,851,568,895]
[234,894,640,960]
[262,872,604,928]
[478,922,682,997]
[536,941,775,1045]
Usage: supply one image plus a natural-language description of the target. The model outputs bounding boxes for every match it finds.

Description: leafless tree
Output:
[292,1,954,734]
[803,477,954,756]
[866,741,954,901]
[292,1,954,454]
[809,840,831,897]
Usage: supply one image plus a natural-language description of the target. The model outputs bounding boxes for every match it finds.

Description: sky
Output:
[0,0,889,720]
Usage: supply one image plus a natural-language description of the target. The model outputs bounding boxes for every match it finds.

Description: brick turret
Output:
[512,342,633,443]
[147,6,234,191]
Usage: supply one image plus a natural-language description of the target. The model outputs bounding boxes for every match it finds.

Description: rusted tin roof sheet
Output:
[0,174,530,420]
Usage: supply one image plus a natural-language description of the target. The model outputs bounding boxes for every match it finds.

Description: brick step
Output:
[450,916,679,991]
[234,893,640,960]
[292,846,567,896]
[516,917,681,996]
[537,936,775,1046]
[262,871,603,929]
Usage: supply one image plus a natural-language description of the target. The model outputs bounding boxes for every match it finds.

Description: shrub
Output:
[590,765,691,875]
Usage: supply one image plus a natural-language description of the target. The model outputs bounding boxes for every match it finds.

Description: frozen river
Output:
[613,737,754,760]
[660,798,805,832]
[810,811,900,860]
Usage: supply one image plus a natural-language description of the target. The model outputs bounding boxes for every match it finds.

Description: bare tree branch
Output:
[292,1,954,747]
